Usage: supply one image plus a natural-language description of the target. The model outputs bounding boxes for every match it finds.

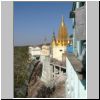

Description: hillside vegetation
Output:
[14,46,29,98]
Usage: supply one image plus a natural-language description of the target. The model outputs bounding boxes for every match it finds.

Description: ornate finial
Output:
[61,16,64,26]
[62,16,64,21]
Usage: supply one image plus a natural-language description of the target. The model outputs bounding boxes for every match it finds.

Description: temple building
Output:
[51,16,69,61]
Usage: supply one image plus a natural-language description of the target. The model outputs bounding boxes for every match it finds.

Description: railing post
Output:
[54,65,56,79]
[59,67,61,74]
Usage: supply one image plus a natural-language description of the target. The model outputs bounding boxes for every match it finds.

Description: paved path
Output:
[50,80,66,98]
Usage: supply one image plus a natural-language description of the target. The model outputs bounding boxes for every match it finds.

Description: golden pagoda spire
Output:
[57,16,68,46]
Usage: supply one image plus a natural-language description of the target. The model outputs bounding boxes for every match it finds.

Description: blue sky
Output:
[14,2,73,46]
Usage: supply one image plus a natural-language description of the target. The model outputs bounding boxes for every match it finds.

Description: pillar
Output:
[77,40,82,57]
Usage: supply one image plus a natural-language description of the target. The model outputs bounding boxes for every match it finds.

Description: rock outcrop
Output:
[27,60,66,98]
[27,60,55,98]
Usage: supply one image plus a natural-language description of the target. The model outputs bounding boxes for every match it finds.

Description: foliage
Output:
[14,46,29,98]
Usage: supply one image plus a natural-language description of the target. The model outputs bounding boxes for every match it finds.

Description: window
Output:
[79,2,85,7]
[69,2,76,18]
[60,50,62,52]
[72,2,76,11]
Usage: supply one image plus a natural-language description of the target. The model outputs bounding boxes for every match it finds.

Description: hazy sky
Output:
[14,2,73,46]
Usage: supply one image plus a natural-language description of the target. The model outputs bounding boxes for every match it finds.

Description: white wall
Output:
[40,57,53,86]
[32,50,41,56]
[29,46,41,56]
[52,46,66,61]
[41,45,50,56]
[66,57,86,98]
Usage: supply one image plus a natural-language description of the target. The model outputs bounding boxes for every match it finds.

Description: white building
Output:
[51,16,69,62]
[28,44,50,61]
[41,45,50,56]
[28,46,41,60]
[52,46,66,61]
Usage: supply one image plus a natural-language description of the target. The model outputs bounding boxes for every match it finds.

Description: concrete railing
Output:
[66,57,86,98]
[40,56,66,87]
[40,56,53,86]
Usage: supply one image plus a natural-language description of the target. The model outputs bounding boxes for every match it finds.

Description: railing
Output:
[40,56,66,87]
[66,55,86,98]
[29,54,86,98]
[50,63,66,69]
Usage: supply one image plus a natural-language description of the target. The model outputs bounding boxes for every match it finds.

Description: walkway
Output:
[50,76,66,98]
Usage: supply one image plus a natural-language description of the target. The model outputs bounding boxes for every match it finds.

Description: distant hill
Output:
[14,42,51,48]
[28,42,51,48]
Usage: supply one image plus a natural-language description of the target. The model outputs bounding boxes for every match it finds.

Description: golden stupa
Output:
[52,16,69,47]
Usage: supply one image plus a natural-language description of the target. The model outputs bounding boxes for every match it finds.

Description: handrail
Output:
[50,63,66,69]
